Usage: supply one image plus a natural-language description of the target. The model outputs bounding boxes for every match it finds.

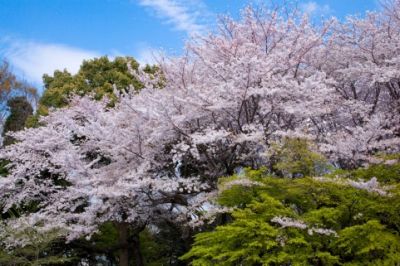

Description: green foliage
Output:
[64,222,119,265]
[0,160,9,177]
[91,222,119,251]
[182,166,400,265]
[348,163,400,184]
[0,228,74,265]
[333,220,400,265]
[27,56,156,127]
[217,169,265,208]
[57,221,190,265]
[140,221,191,266]
[140,229,178,266]
[268,138,329,177]
[40,56,142,111]
[327,155,400,186]
[0,96,34,177]
[2,96,33,145]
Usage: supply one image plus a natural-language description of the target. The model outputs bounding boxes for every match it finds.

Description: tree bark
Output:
[116,222,130,266]
[131,233,144,266]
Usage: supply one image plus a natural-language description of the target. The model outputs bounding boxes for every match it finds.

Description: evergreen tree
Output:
[26,56,157,127]
[182,160,400,265]
[2,97,33,146]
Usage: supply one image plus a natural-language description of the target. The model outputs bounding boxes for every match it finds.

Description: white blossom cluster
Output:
[219,177,263,192]
[271,216,307,230]
[314,176,391,196]
[307,228,338,237]
[271,216,337,237]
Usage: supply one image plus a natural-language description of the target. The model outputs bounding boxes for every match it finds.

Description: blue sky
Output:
[0,0,378,89]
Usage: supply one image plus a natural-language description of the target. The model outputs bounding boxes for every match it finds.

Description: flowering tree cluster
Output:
[0,96,209,265]
[1,1,400,265]
[138,0,400,175]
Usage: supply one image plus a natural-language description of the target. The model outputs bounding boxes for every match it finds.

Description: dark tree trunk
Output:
[131,233,144,266]
[115,222,145,266]
[116,222,130,266]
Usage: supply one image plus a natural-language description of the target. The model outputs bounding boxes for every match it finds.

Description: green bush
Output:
[182,166,400,265]
[268,138,330,178]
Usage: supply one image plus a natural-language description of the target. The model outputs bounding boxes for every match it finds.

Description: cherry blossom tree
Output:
[0,95,209,266]
[315,4,400,166]
[148,2,400,171]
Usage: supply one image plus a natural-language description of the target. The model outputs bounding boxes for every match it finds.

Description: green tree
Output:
[26,56,158,127]
[183,170,400,265]
[2,97,33,146]
[267,138,329,178]
[182,148,400,265]
[0,60,37,126]
[41,56,147,112]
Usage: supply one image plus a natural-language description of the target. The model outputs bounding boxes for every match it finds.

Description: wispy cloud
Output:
[138,0,210,35]
[135,45,159,65]
[300,1,331,16]
[0,38,100,86]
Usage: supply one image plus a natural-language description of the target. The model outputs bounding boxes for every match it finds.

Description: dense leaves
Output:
[41,56,143,109]
[267,138,329,177]
[2,97,33,146]
[26,56,157,127]
[183,163,400,265]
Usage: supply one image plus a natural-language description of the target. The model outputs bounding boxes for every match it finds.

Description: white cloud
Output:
[0,39,100,85]
[138,0,209,35]
[135,46,159,65]
[300,1,331,16]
